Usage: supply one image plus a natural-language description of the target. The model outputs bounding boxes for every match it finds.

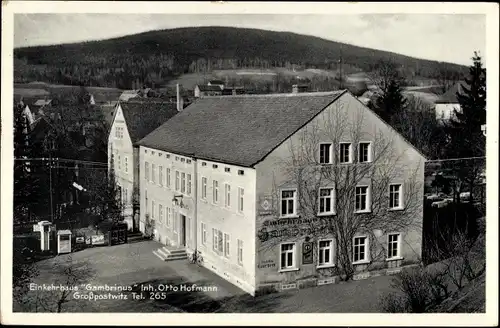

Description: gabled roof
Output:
[116,101,179,144]
[137,91,347,167]
[119,90,140,101]
[435,83,465,104]
[196,85,223,92]
[33,99,52,107]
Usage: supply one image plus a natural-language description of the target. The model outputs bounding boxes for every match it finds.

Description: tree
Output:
[13,103,41,223]
[369,59,408,122]
[446,52,486,158]
[263,101,424,281]
[16,256,96,312]
[442,52,486,203]
[391,94,447,159]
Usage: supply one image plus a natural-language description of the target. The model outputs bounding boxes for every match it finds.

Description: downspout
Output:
[193,156,198,253]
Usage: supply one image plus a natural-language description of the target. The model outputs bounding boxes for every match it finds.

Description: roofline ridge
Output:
[200,90,348,99]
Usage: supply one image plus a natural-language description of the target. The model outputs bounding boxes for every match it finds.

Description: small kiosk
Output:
[57,230,72,254]
[33,220,54,252]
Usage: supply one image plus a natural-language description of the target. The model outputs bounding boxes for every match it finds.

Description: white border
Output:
[1,1,498,326]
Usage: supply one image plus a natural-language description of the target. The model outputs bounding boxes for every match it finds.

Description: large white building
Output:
[107,100,178,231]
[137,90,426,295]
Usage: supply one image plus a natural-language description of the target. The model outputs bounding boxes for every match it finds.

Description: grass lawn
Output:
[17,240,395,313]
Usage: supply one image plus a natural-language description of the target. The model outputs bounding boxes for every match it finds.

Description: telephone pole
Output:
[339,45,344,90]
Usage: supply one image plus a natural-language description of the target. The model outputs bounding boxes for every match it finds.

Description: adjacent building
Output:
[434,83,464,122]
[136,90,426,295]
[108,100,179,231]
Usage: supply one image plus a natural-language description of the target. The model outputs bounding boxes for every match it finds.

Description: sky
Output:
[14,13,486,66]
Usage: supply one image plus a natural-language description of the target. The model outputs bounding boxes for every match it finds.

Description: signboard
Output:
[75,236,85,244]
[91,234,106,245]
[302,242,314,264]
[258,195,274,216]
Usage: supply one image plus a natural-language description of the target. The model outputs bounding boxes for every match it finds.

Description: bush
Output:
[379,266,450,313]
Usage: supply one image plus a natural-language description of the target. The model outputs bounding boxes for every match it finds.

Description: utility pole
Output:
[49,155,54,223]
[339,45,344,90]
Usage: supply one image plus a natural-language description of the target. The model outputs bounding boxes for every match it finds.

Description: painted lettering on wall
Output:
[257,259,276,269]
[258,225,332,243]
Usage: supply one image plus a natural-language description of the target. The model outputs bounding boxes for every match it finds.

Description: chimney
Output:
[176,83,181,111]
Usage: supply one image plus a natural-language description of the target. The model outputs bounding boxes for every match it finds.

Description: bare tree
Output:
[16,255,96,312]
[391,94,447,159]
[262,101,424,281]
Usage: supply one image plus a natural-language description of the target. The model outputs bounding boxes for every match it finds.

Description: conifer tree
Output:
[447,52,486,158]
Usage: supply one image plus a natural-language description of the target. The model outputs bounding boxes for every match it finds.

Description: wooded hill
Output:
[14,26,467,90]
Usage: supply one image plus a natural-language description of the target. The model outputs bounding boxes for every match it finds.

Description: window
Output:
[145,189,148,214]
[115,126,123,139]
[237,239,243,265]
[318,188,335,215]
[238,170,244,176]
[151,164,156,183]
[118,155,121,171]
[238,188,244,213]
[319,143,332,164]
[358,142,372,163]
[159,204,163,224]
[339,143,352,164]
[145,162,150,181]
[181,172,186,193]
[187,174,192,195]
[355,186,370,212]
[125,157,128,173]
[166,168,171,188]
[318,240,334,267]
[387,233,401,259]
[389,184,403,209]
[280,243,296,270]
[201,177,207,199]
[151,200,156,219]
[225,184,231,207]
[280,189,297,217]
[224,233,230,257]
[167,207,171,227]
[123,188,128,205]
[175,171,180,191]
[213,228,223,253]
[159,166,163,186]
[201,222,207,245]
[353,236,368,263]
[225,167,231,173]
[213,180,219,203]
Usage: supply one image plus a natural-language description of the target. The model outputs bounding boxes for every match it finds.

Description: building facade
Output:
[108,101,179,231]
[137,90,426,295]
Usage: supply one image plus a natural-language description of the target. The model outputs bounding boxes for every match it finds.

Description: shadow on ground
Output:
[130,277,291,313]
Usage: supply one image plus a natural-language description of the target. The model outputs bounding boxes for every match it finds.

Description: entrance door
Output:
[180,215,186,247]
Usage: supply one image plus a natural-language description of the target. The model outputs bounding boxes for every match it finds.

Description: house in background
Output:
[207,80,225,88]
[136,90,426,295]
[108,100,179,231]
[194,85,224,98]
[434,83,464,122]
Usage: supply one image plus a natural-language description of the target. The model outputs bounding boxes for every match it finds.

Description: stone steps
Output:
[153,246,188,262]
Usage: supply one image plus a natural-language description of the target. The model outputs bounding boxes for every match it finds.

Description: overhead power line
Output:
[426,156,486,163]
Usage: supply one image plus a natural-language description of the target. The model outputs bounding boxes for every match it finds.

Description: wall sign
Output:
[302,242,314,264]
[257,259,276,269]
[258,225,332,243]
[258,195,274,216]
